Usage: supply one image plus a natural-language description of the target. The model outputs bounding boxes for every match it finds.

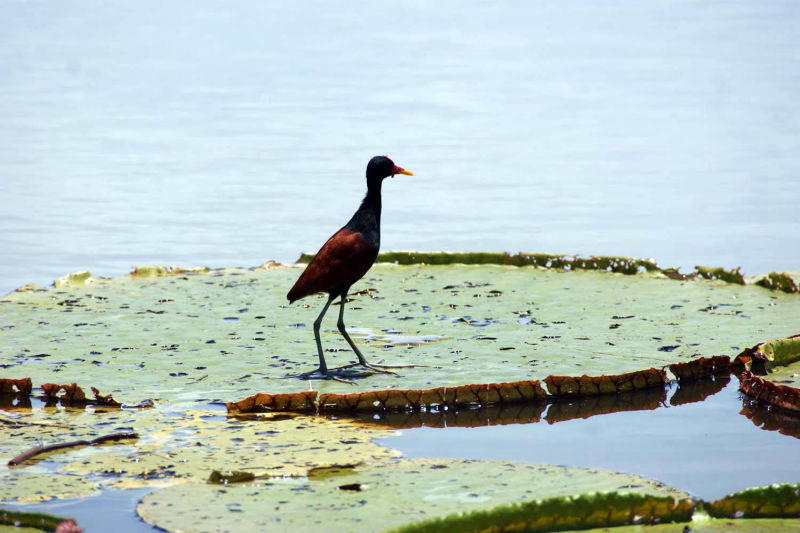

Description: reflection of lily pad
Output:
[2,264,799,403]
[137,458,690,532]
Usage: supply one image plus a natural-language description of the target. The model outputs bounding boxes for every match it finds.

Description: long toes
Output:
[361,364,398,375]
[328,362,398,376]
[286,368,356,384]
[366,362,427,369]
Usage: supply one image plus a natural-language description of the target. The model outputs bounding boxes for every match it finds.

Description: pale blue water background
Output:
[1,1,799,295]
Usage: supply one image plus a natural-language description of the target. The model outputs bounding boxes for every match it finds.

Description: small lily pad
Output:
[137,458,691,532]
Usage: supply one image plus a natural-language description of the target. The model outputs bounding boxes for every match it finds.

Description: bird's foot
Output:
[329,362,399,376]
[286,367,363,384]
[360,359,428,370]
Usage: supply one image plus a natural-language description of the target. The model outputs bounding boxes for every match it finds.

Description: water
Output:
[1,1,799,294]
[377,380,800,502]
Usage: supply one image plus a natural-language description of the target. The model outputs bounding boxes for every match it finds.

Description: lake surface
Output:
[1,1,799,294]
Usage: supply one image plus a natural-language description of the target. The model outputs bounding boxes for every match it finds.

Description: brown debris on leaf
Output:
[0,377,32,396]
[668,356,730,382]
[226,391,318,414]
[544,368,666,397]
[42,382,86,404]
[739,371,800,414]
[90,387,121,407]
[40,383,142,408]
[207,470,256,484]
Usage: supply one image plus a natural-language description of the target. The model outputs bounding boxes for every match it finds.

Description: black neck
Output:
[344,179,382,249]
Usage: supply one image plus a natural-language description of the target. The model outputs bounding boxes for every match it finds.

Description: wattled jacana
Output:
[287,156,416,379]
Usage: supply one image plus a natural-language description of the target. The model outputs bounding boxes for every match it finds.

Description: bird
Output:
[287,155,416,380]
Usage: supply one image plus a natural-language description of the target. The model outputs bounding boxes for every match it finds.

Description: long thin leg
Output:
[312,294,335,374]
[336,290,371,368]
[336,290,424,371]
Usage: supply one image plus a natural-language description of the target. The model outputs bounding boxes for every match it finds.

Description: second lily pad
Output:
[137,458,691,532]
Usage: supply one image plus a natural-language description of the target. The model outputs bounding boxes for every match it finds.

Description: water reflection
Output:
[0,394,32,411]
[670,374,730,406]
[740,396,800,440]
[328,377,734,430]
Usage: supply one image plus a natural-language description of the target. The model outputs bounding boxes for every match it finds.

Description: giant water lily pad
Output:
[2,264,799,403]
[0,407,396,501]
[136,458,691,532]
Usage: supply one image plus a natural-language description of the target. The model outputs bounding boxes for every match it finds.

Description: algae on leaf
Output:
[708,484,800,519]
[755,272,799,293]
[137,458,691,533]
[391,491,693,533]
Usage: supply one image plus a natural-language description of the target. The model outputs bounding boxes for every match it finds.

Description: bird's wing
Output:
[287,228,378,302]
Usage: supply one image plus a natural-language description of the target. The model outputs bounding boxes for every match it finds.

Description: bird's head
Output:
[366,155,413,183]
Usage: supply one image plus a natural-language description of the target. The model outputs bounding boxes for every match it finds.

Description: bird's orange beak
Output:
[392,165,414,178]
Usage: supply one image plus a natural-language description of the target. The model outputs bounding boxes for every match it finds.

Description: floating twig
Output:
[8,432,138,467]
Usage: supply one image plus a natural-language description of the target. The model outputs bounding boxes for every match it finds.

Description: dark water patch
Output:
[377,380,800,501]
